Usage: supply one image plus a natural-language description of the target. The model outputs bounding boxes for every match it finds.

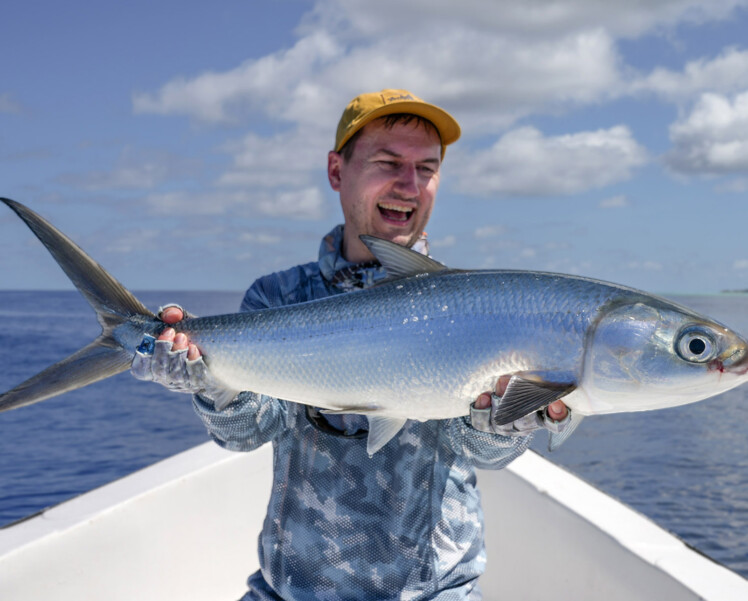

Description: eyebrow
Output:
[373,148,441,165]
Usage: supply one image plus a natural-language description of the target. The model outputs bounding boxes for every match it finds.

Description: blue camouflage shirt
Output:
[193,226,532,601]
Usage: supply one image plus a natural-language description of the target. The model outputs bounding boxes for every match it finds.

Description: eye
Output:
[676,327,717,363]
[376,160,398,170]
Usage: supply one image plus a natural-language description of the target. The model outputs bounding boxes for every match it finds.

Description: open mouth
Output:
[377,202,414,224]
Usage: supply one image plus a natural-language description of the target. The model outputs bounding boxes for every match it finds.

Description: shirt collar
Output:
[318,224,430,290]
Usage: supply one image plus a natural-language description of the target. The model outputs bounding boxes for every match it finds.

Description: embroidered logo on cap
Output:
[384,93,415,103]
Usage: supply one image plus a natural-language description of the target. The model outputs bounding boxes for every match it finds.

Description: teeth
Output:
[378,203,413,213]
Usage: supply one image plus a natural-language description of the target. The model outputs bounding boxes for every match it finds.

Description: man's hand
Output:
[158,305,201,361]
[131,304,240,411]
[132,304,203,393]
[471,375,570,436]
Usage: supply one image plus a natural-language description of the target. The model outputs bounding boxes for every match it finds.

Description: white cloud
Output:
[634,47,748,102]
[733,259,748,269]
[143,187,329,221]
[455,126,647,196]
[137,0,687,137]
[318,28,624,134]
[127,0,748,177]
[666,91,748,174]
[132,31,343,126]
[130,0,748,137]
[217,129,327,188]
[308,0,747,40]
[128,0,748,213]
[269,188,329,220]
[133,26,624,136]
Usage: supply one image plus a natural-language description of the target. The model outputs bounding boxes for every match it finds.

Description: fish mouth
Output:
[721,346,748,375]
[377,202,414,225]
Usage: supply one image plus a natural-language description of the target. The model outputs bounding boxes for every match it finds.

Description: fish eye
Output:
[676,327,716,363]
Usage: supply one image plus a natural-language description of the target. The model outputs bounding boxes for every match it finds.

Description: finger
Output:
[172,333,189,351]
[187,344,201,361]
[160,306,184,325]
[494,375,511,397]
[474,392,491,410]
[547,400,568,421]
[158,327,176,343]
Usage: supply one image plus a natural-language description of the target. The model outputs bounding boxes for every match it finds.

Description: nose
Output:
[394,163,419,197]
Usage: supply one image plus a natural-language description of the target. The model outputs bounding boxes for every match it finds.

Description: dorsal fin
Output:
[360,235,446,279]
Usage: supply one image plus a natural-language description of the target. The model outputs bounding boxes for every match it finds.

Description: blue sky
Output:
[2,0,748,294]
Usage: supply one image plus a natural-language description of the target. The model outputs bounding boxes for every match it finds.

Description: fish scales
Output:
[174,270,627,420]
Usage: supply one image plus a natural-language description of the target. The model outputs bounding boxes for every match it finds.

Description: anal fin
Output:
[366,416,407,456]
[212,388,244,411]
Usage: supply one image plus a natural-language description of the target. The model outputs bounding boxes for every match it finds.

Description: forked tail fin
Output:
[0,198,155,411]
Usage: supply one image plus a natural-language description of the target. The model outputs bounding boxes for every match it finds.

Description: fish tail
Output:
[0,198,156,412]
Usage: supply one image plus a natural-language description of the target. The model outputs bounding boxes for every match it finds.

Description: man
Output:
[134,89,569,600]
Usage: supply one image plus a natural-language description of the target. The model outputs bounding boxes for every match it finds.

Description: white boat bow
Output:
[0,442,745,600]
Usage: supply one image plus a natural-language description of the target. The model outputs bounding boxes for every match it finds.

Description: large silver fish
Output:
[1,197,747,454]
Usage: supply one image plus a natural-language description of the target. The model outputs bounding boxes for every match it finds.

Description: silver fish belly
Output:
[182,271,612,420]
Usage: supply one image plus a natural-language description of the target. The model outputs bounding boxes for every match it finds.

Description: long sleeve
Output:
[441,416,533,470]
[192,391,287,452]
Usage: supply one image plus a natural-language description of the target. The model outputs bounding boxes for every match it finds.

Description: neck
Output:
[342,232,375,264]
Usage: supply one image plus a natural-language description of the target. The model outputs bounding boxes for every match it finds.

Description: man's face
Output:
[328,118,442,263]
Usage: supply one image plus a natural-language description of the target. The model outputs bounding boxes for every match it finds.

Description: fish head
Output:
[580,299,748,414]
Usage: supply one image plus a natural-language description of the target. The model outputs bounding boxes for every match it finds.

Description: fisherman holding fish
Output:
[5,88,748,600]
[132,90,570,600]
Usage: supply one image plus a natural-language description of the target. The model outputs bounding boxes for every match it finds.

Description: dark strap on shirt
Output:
[305,406,368,439]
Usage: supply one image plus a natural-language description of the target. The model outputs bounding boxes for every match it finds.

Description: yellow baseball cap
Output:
[334,89,461,158]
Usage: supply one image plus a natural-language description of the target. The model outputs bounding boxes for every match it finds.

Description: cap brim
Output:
[336,101,461,152]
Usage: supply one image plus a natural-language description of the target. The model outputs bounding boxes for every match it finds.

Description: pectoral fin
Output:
[366,416,407,456]
[493,375,576,426]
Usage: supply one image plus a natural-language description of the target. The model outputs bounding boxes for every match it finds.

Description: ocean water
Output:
[0,291,238,526]
[0,290,746,580]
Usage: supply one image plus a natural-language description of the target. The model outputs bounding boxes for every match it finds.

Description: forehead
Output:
[355,118,442,158]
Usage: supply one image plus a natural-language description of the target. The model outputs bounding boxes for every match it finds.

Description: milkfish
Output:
[1,197,747,455]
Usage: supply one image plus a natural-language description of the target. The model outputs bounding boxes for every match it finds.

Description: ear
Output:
[328,151,342,191]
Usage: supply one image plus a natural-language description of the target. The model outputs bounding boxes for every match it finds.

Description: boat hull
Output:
[0,443,745,600]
